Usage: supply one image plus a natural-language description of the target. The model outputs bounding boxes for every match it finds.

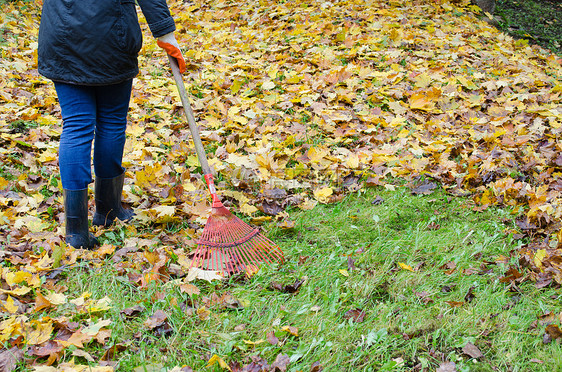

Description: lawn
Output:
[41,186,562,371]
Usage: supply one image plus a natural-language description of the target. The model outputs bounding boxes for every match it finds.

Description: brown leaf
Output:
[121,305,145,318]
[461,342,483,359]
[34,292,53,312]
[347,256,356,271]
[464,286,476,303]
[263,188,288,200]
[436,362,457,372]
[259,201,284,216]
[310,361,323,372]
[29,341,63,358]
[414,291,433,304]
[343,308,366,323]
[270,353,290,372]
[545,324,562,339]
[267,331,279,345]
[427,222,441,230]
[144,310,168,329]
[410,182,438,195]
[101,343,127,361]
[371,195,385,205]
[270,279,304,294]
[499,267,523,283]
[445,301,464,308]
[95,329,112,345]
[0,347,24,372]
[180,283,201,296]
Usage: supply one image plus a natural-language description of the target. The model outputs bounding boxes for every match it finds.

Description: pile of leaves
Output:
[0,0,561,369]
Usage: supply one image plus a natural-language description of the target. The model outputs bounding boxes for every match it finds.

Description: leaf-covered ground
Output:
[0,0,561,370]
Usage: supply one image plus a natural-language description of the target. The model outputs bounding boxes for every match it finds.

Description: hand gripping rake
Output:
[167,56,284,275]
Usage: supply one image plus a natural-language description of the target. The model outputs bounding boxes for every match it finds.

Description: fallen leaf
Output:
[267,331,279,345]
[281,326,299,337]
[0,347,24,372]
[398,262,414,272]
[545,324,562,340]
[462,342,483,359]
[207,354,231,371]
[270,354,290,372]
[144,310,168,329]
[121,305,145,318]
[343,308,366,323]
[436,362,457,372]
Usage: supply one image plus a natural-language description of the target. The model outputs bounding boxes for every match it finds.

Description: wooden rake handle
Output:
[167,55,212,177]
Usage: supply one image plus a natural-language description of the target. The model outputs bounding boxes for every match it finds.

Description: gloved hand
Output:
[157,32,186,73]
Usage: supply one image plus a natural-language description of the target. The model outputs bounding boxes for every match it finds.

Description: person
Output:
[37,0,186,249]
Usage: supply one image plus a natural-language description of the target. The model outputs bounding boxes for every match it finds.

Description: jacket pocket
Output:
[118,0,143,54]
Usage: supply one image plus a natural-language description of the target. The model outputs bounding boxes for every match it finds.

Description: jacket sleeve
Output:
[136,0,176,38]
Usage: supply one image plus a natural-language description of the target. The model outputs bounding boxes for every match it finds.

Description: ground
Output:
[0,0,561,371]
[495,0,562,54]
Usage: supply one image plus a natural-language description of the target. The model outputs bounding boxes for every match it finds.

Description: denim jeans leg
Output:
[54,82,97,191]
[93,79,133,179]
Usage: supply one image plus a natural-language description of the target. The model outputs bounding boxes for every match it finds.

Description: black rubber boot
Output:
[92,172,134,227]
[64,189,98,249]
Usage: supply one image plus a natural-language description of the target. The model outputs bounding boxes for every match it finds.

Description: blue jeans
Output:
[54,80,133,190]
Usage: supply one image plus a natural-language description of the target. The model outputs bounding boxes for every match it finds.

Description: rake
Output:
[167,56,284,275]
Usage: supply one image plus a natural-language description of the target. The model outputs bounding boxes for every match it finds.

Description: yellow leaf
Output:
[398,262,414,272]
[207,354,231,370]
[94,243,115,258]
[89,296,112,312]
[44,292,67,305]
[4,295,18,314]
[52,244,64,268]
[25,320,54,345]
[261,80,276,90]
[231,79,244,94]
[240,203,258,215]
[14,216,49,233]
[281,325,299,337]
[243,339,265,346]
[197,307,211,321]
[346,153,360,169]
[5,271,32,287]
[186,267,223,283]
[534,249,547,269]
[154,205,176,218]
[0,177,8,190]
[82,319,112,336]
[299,199,317,210]
[245,264,260,278]
[0,286,32,296]
[339,269,349,277]
[37,150,57,163]
[313,187,333,203]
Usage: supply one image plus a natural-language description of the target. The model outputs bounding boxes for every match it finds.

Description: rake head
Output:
[190,202,285,275]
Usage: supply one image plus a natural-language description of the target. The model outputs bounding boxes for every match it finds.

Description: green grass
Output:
[34,187,562,371]
[496,0,562,55]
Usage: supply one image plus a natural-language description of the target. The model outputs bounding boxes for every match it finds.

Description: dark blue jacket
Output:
[38,0,176,85]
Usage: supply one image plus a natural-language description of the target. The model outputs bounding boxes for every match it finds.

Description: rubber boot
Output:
[64,189,98,249]
[92,172,134,227]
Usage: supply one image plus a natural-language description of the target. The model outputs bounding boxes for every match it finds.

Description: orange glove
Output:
[157,33,186,73]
